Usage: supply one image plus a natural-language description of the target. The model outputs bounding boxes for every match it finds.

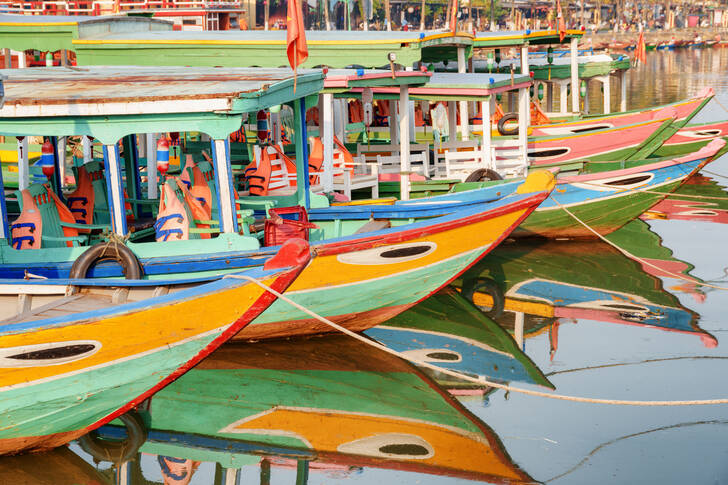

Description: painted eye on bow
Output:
[400,348,463,363]
[337,242,437,265]
[337,433,434,460]
[0,341,101,367]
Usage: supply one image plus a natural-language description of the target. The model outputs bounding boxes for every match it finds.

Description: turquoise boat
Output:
[91,336,534,484]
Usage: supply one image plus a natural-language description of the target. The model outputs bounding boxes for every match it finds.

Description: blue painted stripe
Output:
[0,265,282,335]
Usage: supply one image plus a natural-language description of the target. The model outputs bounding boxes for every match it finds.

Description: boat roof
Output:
[343,72,531,101]
[0,13,171,51]
[323,68,431,90]
[0,65,323,143]
[473,29,584,47]
[72,29,475,68]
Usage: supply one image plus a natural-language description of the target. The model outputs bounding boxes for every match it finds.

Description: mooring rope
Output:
[225,274,728,406]
[547,195,728,291]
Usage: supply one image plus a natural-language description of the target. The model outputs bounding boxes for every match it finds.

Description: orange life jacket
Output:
[154,182,189,241]
[308,137,325,185]
[492,103,505,124]
[180,155,212,219]
[66,164,95,233]
[246,148,272,196]
[530,101,553,125]
[175,178,211,239]
[349,99,364,123]
[414,103,425,127]
[10,190,42,249]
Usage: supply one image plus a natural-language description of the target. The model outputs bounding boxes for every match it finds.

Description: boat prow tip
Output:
[263,238,312,270]
[517,170,556,195]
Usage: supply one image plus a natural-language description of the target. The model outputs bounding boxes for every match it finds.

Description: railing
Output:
[0,0,242,15]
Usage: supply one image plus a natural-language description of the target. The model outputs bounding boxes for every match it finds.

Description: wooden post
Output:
[603,75,611,114]
[145,134,157,199]
[210,138,238,233]
[399,85,411,201]
[385,0,391,30]
[420,0,426,30]
[520,44,530,125]
[481,98,492,169]
[559,81,568,114]
[82,135,93,164]
[514,311,524,349]
[457,47,469,141]
[102,144,128,237]
[2,48,10,69]
[324,0,331,30]
[16,136,28,190]
[322,92,335,193]
[518,87,528,166]
[388,100,399,145]
[570,37,579,113]
[583,79,590,112]
[546,82,553,111]
[264,0,269,30]
[294,98,310,209]
[620,69,627,112]
[55,136,67,192]
[447,101,457,141]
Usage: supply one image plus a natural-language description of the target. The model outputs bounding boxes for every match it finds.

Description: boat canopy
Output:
[473,29,584,48]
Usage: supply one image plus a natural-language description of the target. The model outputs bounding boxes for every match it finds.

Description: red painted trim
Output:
[313,191,548,258]
[80,250,311,435]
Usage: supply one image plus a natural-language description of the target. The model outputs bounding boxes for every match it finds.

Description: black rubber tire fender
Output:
[464,168,503,183]
[497,113,519,136]
[461,277,505,318]
[69,242,143,280]
[78,410,147,464]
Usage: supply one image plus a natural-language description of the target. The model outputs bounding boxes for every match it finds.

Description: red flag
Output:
[287,0,308,90]
[449,0,458,33]
[556,0,566,42]
[635,30,647,64]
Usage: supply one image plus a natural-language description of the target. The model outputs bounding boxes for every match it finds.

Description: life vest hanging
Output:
[256,110,269,143]
[374,100,390,126]
[10,190,42,249]
[414,103,425,127]
[175,178,211,239]
[180,155,213,220]
[530,101,553,125]
[349,99,364,123]
[66,164,95,233]
[246,148,272,196]
[308,137,325,185]
[154,182,189,242]
[492,103,506,124]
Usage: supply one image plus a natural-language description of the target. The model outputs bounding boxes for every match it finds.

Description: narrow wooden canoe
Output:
[0,238,310,456]
[94,336,535,484]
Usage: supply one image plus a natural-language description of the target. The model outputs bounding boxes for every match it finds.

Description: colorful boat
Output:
[92,336,534,483]
[530,88,714,137]
[0,238,310,456]
[364,286,553,389]
[0,66,555,343]
[652,119,728,157]
[642,173,728,224]
[452,139,727,238]
[453,226,716,349]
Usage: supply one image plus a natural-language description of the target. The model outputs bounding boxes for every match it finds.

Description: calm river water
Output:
[3,48,728,484]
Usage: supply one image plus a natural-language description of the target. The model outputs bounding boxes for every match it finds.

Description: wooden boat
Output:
[364,286,553,389]
[652,119,728,157]
[642,173,728,224]
[0,66,555,342]
[531,88,713,137]
[514,115,677,168]
[92,336,534,484]
[453,227,716,348]
[0,238,310,456]
[452,139,727,238]
[0,446,110,484]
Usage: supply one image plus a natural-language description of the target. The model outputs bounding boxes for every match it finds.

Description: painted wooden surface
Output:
[97,336,534,483]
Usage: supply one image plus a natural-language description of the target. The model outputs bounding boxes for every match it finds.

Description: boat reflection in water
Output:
[81,336,533,484]
[0,446,111,484]
[455,219,717,357]
[643,173,728,224]
[365,287,554,392]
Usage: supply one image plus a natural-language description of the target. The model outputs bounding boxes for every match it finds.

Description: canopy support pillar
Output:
[457,46,469,141]
[520,44,531,125]
[447,101,457,141]
[620,70,627,112]
[102,144,127,237]
[388,100,399,144]
[518,87,528,168]
[146,133,158,199]
[546,82,553,112]
[570,37,579,113]
[122,135,143,217]
[399,85,411,201]
[322,92,335,193]
[481,98,493,170]
[82,135,92,164]
[210,138,238,234]
[16,136,28,191]
[294,97,310,209]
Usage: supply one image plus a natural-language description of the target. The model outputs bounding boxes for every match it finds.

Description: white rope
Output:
[226,274,728,406]
[548,195,728,291]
